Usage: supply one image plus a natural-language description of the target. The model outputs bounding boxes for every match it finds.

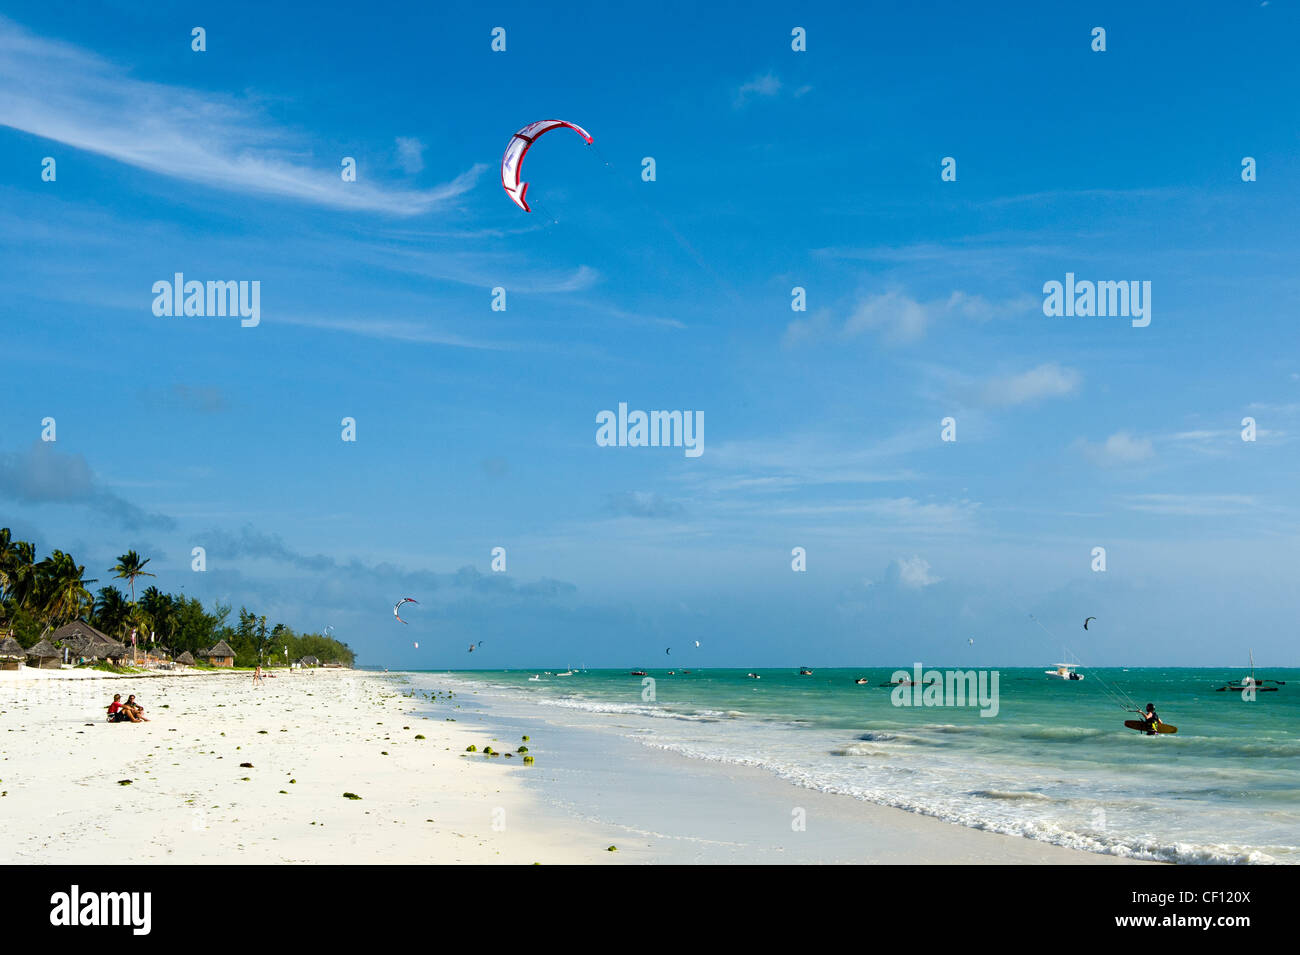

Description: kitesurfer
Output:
[1138,702,1161,735]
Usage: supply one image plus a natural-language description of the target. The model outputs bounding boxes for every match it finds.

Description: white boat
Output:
[1045,663,1084,681]
[557,669,574,677]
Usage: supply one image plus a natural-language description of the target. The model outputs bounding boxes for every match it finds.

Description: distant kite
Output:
[394,597,418,624]
[665,647,671,655]
[1084,616,1097,631]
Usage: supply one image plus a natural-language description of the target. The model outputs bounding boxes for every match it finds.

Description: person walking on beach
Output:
[253,664,262,687]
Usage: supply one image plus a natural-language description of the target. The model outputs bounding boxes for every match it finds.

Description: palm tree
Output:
[93,586,131,638]
[139,586,175,648]
[36,550,98,632]
[0,528,14,595]
[0,532,36,607]
[109,551,155,604]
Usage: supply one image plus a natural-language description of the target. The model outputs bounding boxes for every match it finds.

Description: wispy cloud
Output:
[274,313,512,350]
[981,363,1082,407]
[394,136,426,175]
[1074,431,1155,467]
[604,491,685,519]
[0,17,481,215]
[1123,494,1260,517]
[734,71,782,107]
[786,289,1032,346]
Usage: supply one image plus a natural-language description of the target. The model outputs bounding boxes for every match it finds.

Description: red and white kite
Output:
[393,597,418,624]
[501,119,593,212]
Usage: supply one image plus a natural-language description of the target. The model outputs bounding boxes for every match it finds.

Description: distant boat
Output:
[630,670,647,677]
[1215,650,1284,693]
[799,667,813,675]
[854,677,869,685]
[746,672,761,680]
[527,674,541,682]
[557,669,574,677]
[1046,663,1085,681]
[878,676,916,687]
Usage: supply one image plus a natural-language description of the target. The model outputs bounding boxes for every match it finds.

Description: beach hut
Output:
[0,635,26,670]
[50,621,127,665]
[25,637,62,670]
[206,640,236,667]
[297,655,320,668]
[175,651,196,666]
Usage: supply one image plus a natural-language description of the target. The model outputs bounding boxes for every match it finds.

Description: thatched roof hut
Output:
[51,620,112,644]
[0,635,26,670]
[297,655,320,668]
[50,621,127,662]
[25,638,62,669]
[206,640,236,667]
[175,651,196,665]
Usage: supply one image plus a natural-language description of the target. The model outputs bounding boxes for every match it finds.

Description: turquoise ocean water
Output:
[426,666,1299,863]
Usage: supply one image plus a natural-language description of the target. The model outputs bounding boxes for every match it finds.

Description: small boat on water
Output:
[878,676,916,687]
[1215,650,1284,693]
[630,670,647,677]
[854,677,869,685]
[1046,663,1085,681]
[746,672,761,680]
[527,674,541,682]
[799,667,813,675]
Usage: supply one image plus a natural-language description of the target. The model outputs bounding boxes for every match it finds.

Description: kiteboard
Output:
[1124,719,1177,734]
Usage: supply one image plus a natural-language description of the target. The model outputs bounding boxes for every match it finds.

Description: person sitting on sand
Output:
[124,694,150,722]
[107,694,141,723]
[1138,702,1161,735]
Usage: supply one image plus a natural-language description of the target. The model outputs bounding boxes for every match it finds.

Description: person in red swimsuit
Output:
[107,694,141,723]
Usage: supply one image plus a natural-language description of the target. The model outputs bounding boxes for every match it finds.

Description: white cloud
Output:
[0,18,481,215]
[1124,494,1259,516]
[981,363,1082,407]
[892,556,942,589]
[786,289,1031,347]
[394,137,426,175]
[1076,431,1155,467]
[734,72,782,107]
[273,314,509,350]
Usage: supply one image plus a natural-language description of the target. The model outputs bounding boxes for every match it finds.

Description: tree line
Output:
[0,528,354,667]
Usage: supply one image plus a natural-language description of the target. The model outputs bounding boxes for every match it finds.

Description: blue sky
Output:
[1,1,1297,668]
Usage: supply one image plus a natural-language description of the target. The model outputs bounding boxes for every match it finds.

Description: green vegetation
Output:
[0,528,355,666]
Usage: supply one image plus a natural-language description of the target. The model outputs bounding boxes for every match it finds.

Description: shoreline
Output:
[436,672,1151,865]
[2,666,1149,864]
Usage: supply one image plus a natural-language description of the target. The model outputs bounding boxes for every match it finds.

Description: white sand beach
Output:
[0,667,615,864]
[0,667,1146,864]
